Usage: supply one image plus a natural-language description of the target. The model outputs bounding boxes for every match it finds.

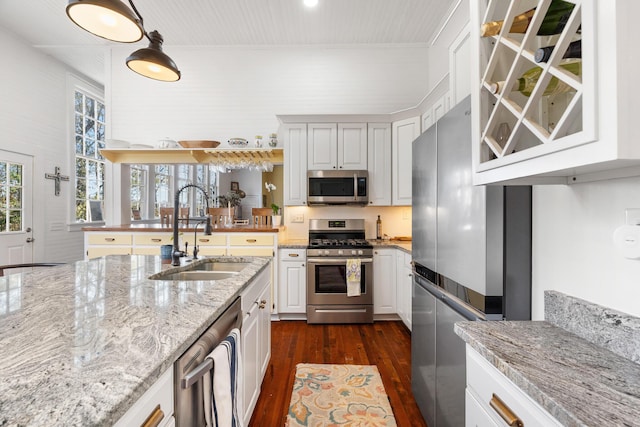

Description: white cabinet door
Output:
[395,250,412,330]
[307,123,337,170]
[337,123,367,170]
[278,249,306,314]
[283,124,308,206]
[449,23,471,108]
[241,267,271,426]
[392,117,420,206]
[373,249,396,314]
[367,123,392,206]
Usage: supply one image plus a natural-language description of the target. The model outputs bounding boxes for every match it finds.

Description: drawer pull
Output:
[151,238,162,242]
[490,394,524,427]
[288,253,299,257]
[104,238,115,242]
[246,239,257,243]
[141,404,165,427]
[199,238,211,243]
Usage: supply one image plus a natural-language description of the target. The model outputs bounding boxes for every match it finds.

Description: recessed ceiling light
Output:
[304,0,319,8]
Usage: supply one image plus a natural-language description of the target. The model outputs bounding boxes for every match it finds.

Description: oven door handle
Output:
[308,258,373,264]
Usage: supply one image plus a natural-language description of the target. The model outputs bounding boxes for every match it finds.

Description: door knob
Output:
[26,237,35,243]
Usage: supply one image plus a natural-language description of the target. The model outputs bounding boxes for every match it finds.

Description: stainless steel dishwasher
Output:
[174,297,242,427]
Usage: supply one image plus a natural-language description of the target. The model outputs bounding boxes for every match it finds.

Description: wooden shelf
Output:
[100,148,284,165]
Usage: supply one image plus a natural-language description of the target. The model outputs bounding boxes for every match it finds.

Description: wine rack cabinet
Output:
[470,0,640,184]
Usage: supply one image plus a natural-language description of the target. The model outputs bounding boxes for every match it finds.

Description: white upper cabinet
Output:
[367,123,392,206]
[392,116,421,205]
[471,0,640,185]
[308,123,367,170]
[449,23,472,107]
[283,123,308,206]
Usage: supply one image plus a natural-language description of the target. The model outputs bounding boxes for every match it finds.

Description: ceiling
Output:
[0,0,455,85]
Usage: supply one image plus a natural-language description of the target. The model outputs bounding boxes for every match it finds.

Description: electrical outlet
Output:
[292,214,304,223]
[625,208,640,225]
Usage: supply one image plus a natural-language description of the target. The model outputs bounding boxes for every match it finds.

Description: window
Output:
[130,164,148,219]
[74,89,105,222]
[0,161,23,232]
[154,164,172,217]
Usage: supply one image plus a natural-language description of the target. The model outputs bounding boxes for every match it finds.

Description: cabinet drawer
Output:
[197,247,227,256]
[87,233,132,246]
[465,389,499,427]
[229,234,274,247]
[114,366,174,427]
[183,234,227,246]
[87,247,130,258]
[134,233,172,245]
[228,248,273,257]
[466,346,561,427]
[133,247,161,255]
[280,248,306,261]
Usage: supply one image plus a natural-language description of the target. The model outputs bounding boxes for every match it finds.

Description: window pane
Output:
[85,117,95,139]
[75,113,83,135]
[9,165,21,185]
[0,162,5,182]
[9,187,21,209]
[76,200,86,222]
[9,210,21,231]
[86,138,96,157]
[76,158,86,178]
[0,186,5,203]
[97,102,105,122]
[0,211,6,232]
[76,135,83,155]
[85,97,95,117]
[97,122,105,141]
[76,178,86,199]
[75,92,83,113]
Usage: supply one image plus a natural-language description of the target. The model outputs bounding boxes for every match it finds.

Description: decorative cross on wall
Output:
[44,167,70,196]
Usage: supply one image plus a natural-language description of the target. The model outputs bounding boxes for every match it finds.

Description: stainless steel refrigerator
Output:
[411,96,532,427]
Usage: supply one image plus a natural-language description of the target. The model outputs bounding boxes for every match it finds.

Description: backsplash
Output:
[545,291,640,364]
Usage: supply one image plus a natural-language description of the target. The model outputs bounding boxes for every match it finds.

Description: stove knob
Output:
[324,250,330,256]
[351,250,357,255]
[338,249,344,255]
[357,250,363,255]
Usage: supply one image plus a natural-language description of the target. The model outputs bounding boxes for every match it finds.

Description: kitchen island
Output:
[0,255,271,426]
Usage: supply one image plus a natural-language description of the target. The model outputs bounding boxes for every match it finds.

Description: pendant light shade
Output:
[126,31,181,82]
[66,0,143,43]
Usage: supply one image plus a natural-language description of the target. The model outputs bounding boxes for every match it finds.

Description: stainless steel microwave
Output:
[307,170,368,205]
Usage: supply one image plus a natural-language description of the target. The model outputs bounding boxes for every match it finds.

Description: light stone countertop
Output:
[0,255,271,427]
[455,314,640,425]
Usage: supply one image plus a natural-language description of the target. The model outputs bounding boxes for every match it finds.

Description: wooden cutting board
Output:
[392,236,412,241]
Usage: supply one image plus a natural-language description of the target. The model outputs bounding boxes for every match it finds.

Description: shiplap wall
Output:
[107,45,430,145]
[0,28,87,262]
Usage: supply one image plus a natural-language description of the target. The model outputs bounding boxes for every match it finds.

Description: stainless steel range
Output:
[306,219,374,324]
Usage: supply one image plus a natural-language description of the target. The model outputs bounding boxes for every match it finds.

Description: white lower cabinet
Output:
[278,249,306,314]
[373,249,396,314]
[114,366,174,427]
[466,345,561,427]
[395,250,412,330]
[241,267,272,426]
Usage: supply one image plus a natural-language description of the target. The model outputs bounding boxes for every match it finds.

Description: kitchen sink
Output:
[150,261,250,281]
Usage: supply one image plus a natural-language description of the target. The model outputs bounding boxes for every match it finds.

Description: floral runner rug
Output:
[286,363,397,426]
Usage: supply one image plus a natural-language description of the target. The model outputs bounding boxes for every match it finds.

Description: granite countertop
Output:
[0,255,270,426]
[82,223,280,233]
[455,320,640,426]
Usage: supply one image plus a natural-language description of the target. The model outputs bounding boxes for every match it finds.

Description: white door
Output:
[0,151,33,267]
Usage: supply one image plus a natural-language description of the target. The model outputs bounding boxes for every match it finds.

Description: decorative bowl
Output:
[228,138,248,146]
[178,140,220,149]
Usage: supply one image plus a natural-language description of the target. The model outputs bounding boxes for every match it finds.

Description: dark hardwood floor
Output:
[249,320,428,427]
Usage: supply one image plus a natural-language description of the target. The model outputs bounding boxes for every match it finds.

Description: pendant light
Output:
[65,0,181,82]
[65,0,143,43]
[126,31,181,82]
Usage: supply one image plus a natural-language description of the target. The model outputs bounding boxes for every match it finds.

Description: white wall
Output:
[532,177,640,319]
[0,28,88,262]
[107,45,430,145]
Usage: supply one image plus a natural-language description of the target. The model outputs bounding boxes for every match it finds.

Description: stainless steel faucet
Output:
[172,184,212,266]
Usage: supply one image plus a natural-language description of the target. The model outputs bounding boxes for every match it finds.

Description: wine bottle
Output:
[481,0,576,37]
[376,215,382,240]
[534,39,582,63]
[489,60,581,97]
